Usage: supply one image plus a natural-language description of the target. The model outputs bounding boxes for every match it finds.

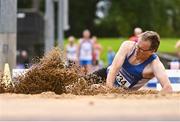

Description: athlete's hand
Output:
[106,81,113,88]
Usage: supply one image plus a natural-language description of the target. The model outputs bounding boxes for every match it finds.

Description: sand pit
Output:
[0,92,180,121]
[0,48,179,121]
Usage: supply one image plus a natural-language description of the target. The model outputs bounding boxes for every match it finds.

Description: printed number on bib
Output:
[116,73,131,88]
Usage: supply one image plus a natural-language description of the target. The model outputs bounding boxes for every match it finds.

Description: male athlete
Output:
[92,31,172,93]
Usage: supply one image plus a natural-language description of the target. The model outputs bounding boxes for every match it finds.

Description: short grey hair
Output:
[141,31,160,52]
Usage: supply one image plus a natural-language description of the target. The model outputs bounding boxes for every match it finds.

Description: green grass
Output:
[157,38,178,53]
[97,38,125,64]
[64,38,179,65]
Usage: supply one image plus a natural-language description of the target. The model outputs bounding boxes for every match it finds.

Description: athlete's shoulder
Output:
[122,40,136,46]
[150,55,163,68]
[120,40,136,50]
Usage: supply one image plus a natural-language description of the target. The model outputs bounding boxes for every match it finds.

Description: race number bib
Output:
[115,72,131,88]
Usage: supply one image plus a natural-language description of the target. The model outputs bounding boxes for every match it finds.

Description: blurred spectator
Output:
[16,50,29,69]
[175,40,180,58]
[91,36,103,72]
[91,36,103,66]
[21,50,30,68]
[169,40,180,69]
[65,36,78,65]
[16,50,24,69]
[107,47,115,66]
[129,27,142,42]
[77,29,93,74]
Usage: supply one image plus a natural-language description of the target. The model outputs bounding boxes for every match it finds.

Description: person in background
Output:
[77,29,93,74]
[107,47,115,66]
[16,50,29,69]
[175,40,180,58]
[91,36,103,67]
[16,50,24,69]
[65,36,78,65]
[169,40,180,69]
[129,27,143,42]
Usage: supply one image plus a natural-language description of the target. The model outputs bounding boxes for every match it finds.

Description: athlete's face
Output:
[135,38,154,58]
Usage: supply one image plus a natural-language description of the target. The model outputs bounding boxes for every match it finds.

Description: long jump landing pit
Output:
[0,49,179,121]
[0,92,180,121]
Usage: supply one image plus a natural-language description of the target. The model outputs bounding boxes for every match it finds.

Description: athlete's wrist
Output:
[106,80,113,88]
[161,85,173,93]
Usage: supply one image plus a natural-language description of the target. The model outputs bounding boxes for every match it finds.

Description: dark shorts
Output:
[90,67,121,87]
[90,67,107,83]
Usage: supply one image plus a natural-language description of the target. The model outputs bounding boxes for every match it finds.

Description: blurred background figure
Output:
[16,50,29,69]
[65,36,78,65]
[175,40,180,58]
[16,50,24,69]
[129,27,143,42]
[21,50,30,69]
[91,36,103,67]
[169,40,180,69]
[107,47,115,66]
[77,29,93,74]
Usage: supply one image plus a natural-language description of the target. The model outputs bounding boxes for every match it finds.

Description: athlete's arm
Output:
[151,58,173,93]
[106,41,133,88]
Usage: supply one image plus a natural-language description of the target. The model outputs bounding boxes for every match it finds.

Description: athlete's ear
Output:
[151,49,156,53]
